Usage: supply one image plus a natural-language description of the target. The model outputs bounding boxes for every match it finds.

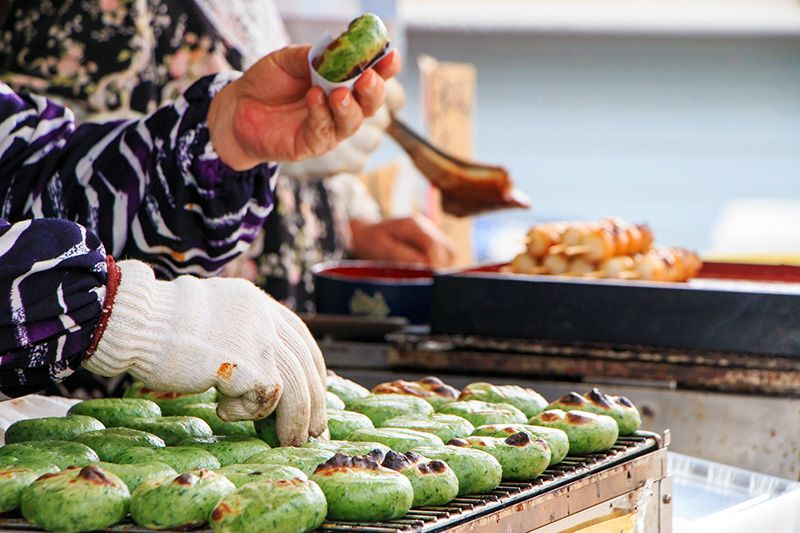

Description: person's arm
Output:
[0,75,278,278]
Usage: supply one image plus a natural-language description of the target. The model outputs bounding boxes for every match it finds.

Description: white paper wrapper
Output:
[308,31,393,95]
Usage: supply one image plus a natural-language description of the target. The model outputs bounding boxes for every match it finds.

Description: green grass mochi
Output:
[472,424,569,465]
[246,447,336,476]
[0,463,59,514]
[113,446,221,471]
[124,416,213,445]
[380,413,474,442]
[448,433,551,481]
[327,409,374,440]
[178,435,270,466]
[381,450,459,507]
[123,382,218,415]
[438,400,527,427]
[5,415,104,443]
[68,398,161,427]
[74,428,165,461]
[347,394,434,426]
[215,463,307,488]
[177,403,257,437]
[459,382,548,418]
[347,427,444,453]
[530,409,619,455]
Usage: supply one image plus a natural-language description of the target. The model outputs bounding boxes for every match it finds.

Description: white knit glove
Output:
[83,260,327,446]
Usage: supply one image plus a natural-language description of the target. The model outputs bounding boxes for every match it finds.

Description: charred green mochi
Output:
[447,433,551,481]
[68,398,161,427]
[311,452,413,521]
[0,441,99,469]
[0,463,59,514]
[93,462,177,492]
[547,389,641,435]
[303,439,391,457]
[438,400,527,427]
[21,465,129,533]
[326,372,370,406]
[177,403,257,437]
[325,391,346,410]
[124,416,213,445]
[348,394,434,426]
[410,445,502,495]
[372,377,459,410]
[123,382,218,415]
[130,469,235,530]
[74,428,165,461]
[210,478,327,533]
[313,13,389,82]
[178,435,270,467]
[113,446,221,471]
[327,409,374,440]
[347,427,444,453]
[472,424,569,465]
[530,409,619,455]
[382,450,459,507]
[215,463,307,488]
[459,383,548,418]
[380,413,474,442]
[246,447,336,476]
[5,415,104,443]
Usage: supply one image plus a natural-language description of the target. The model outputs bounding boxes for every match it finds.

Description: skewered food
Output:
[372,377,459,409]
[123,382,217,416]
[312,13,389,83]
[547,389,642,435]
[347,427,444,453]
[472,424,569,465]
[326,372,370,406]
[67,398,161,428]
[74,428,165,462]
[447,433,551,481]
[459,383,548,418]
[0,441,98,469]
[93,462,177,492]
[410,445,502,495]
[438,400,527,427]
[325,392,346,410]
[130,469,235,530]
[530,409,618,455]
[246,447,335,476]
[5,415,104,443]
[21,465,130,533]
[303,439,391,457]
[176,403,257,437]
[0,463,59,514]
[381,451,459,507]
[177,436,271,467]
[326,409,374,440]
[347,394,435,426]
[124,416,213,445]
[380,413,475,442]
[214,464,307,488]
[113,446,221,471]
[210,478,327,533]
[310,452,414,521]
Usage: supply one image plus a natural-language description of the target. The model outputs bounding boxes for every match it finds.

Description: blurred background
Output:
[277,0,800,264]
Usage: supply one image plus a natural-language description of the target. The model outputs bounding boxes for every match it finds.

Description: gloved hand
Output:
[83,260,326,446]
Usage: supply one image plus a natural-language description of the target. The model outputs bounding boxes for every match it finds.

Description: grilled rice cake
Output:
[113,446,221,471]
[123,416,213,445]
[21,465,130,533]
[123,382,218,415]
[410,445,502,495]
[177,435,270,467]
[327,409,374,440]
[326,372,370,406]
[0,463,59,514]
[0,441,99,469]
[325,391,346,410]
[67,398,161,428]
[448,434,550,481]
[347,427,444,453]
[372,377,459,410]
[176,403,257,437]
[246,447,336,476]
[215,463,307,488]
[253,415,281,447]
[547,389,641,435]
[4,415,105,443]
[459,383,548,418]
[74,428,165,461]
[382,451,459,507]
[380,413,474,442]
[303,439,392,456]
[530,409,619,454]
[130,469,235,530]
[93,462,177,492]
[311,453,414,521]
[472,424,569,465]
[210,477,327,533]
[438,400,527,427]
[347,394,434,426]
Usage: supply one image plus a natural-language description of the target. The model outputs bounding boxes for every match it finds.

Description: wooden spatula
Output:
[387,115,530,217]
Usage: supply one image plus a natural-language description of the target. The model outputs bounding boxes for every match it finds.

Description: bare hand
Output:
[209,46,402,170]
[350,216,456,269]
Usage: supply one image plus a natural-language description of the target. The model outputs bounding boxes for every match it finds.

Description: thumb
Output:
[215,362,283,422]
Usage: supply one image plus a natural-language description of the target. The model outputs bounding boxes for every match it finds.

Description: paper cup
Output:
[308,31,393,95]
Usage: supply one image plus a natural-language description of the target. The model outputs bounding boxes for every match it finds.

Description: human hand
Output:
[350,216,456,268]
[208,45,401,170]
[84,260,327,446]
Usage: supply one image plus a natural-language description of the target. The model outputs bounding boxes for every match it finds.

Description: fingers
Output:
[373,50,401,80]
[389,217,457,268]
[329,88,365,140]
[353,70,386,118]
[301,87,337,156]
[274,351,312,446]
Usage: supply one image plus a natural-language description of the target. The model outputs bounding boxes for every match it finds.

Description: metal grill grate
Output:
[0,433,660,533]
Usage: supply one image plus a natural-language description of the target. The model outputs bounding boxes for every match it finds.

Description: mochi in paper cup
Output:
[308,31,393,95]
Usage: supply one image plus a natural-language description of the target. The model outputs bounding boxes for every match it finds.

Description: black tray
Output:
[430,262,800,357]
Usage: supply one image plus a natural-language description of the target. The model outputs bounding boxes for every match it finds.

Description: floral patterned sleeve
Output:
[0,74,277,278]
